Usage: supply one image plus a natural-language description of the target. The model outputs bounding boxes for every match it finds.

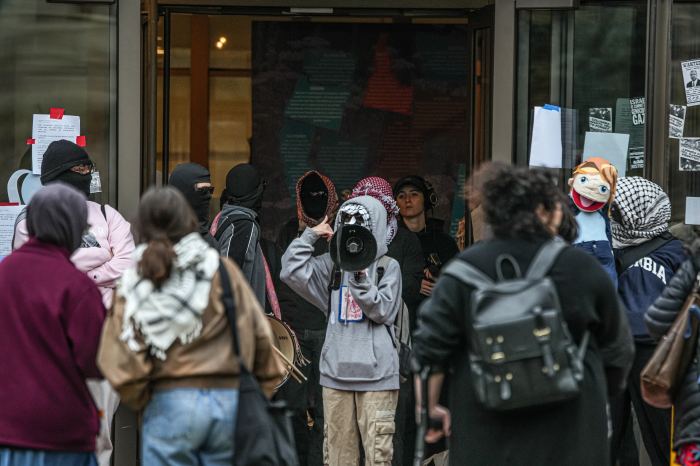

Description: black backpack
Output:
[441,240,589,411]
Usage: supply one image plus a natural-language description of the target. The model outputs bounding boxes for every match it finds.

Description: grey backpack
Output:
[441,240,589,411]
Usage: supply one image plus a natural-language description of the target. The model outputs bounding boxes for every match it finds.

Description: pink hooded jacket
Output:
[14,201,135,308]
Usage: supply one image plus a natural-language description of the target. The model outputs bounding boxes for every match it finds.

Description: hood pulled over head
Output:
[296,170,338,227]
[611,176,671,248]
[27,183,87,254]
[350,176,399,244]
[335,195,388,260]
[222,163,264,212]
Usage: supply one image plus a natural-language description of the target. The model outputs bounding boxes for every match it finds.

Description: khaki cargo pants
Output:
[322,387,399,466]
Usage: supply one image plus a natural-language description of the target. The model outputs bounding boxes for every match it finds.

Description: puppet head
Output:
[568,157,618,212]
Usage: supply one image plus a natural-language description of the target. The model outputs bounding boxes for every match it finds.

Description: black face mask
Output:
[192,189,212,234]
[54,171,92,197]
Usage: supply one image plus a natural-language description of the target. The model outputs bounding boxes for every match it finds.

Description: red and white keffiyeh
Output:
[350,176,400,244]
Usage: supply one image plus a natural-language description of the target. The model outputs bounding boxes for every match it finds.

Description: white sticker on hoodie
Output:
[338,285,364,322]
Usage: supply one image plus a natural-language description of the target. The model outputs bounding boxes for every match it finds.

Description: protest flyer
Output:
[0,205,23,260]
[669,104,687,139]
[630,97,645,126]
[31,112,80,174]
[679,138,700,171]
[589,108,612,132]
[682,60,700,107]
[629,147,645,170]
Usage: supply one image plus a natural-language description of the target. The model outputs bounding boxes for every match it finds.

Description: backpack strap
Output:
[214,216,235,242]
[441,259,495,290]
[525,239,567,280]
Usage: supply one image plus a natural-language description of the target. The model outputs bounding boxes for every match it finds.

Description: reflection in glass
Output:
[515,2,647,183]
[0,0,113,203]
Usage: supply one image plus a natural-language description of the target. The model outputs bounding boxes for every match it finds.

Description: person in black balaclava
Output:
[40,139,94,197]
[169,163,213,237]
[275,170,338,466]
[219,163,264,212]
[210,163,268,308]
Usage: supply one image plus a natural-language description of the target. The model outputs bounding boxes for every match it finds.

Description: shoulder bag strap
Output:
[615,232,674,274]
[218,259,246,371]
[525,239,567,280]
[441,259,495,290]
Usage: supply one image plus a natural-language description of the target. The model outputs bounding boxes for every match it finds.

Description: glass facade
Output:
[515,1,648,179]
[514,0,700,225]
[0,0,116,205]
[668,2,700,222]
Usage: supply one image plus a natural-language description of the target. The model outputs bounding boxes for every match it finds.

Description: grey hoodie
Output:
[281,195,402,391]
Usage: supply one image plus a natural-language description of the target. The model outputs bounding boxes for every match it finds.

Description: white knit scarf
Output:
[118,233,219,360]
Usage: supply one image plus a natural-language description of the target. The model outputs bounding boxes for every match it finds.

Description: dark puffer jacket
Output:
[646,257,700,449]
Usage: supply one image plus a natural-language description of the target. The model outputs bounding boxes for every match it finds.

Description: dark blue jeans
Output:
[574,240,618,288]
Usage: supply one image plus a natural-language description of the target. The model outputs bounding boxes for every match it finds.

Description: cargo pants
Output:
[322,387,399,466]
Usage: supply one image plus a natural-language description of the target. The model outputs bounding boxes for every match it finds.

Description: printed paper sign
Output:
[31,113,80,174]
[682,60,700,107]
[679,138,700,171]
[669,104,687,139]
[629,147,645,170]
[529,106,563,168]
[338,286,364,322]
[589,108,612,132]
[583,132,630,177]
[0,205,23,260]
[686,197,700,225]
[629,98,645,126]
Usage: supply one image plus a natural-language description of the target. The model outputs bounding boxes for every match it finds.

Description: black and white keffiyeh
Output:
[338,203,373,231]
[611,177,672,248]
[118,232,219,360]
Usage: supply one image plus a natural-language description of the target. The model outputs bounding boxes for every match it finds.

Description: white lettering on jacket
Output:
[630,256,667,284]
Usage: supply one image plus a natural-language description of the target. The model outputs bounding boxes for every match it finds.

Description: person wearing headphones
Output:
[394,176,459,298]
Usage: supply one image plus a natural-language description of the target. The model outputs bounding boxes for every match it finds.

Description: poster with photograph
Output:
[589,108,612,132]
[669,104,687,139]
[679,138,700,171]
[682,60,700,106]
[629,97,645,126]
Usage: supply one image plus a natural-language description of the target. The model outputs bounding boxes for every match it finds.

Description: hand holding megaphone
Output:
[311,215,333,242]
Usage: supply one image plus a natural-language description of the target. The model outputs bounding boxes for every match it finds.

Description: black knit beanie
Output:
[40,140,91,185]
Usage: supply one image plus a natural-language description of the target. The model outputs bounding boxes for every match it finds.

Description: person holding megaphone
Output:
[281,187,402,466]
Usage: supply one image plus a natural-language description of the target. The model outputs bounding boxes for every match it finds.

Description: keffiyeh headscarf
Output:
[118,233,220,360]
[350,177,400,244]
[611,177,672,249]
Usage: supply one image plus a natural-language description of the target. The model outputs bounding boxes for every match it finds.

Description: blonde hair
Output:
[573,157,618,200]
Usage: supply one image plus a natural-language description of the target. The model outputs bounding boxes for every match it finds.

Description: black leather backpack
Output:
[441,240,589,411]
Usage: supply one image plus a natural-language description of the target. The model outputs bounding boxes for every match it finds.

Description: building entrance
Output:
[154,6,492,242]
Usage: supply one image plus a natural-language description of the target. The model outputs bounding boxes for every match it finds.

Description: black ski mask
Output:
[54,171,92,197]
[169,163,212,235]
[40,139,94,197]
[221,164,264,213]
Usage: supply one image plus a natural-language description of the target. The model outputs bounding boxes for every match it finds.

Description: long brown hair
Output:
[135,187,198,288]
